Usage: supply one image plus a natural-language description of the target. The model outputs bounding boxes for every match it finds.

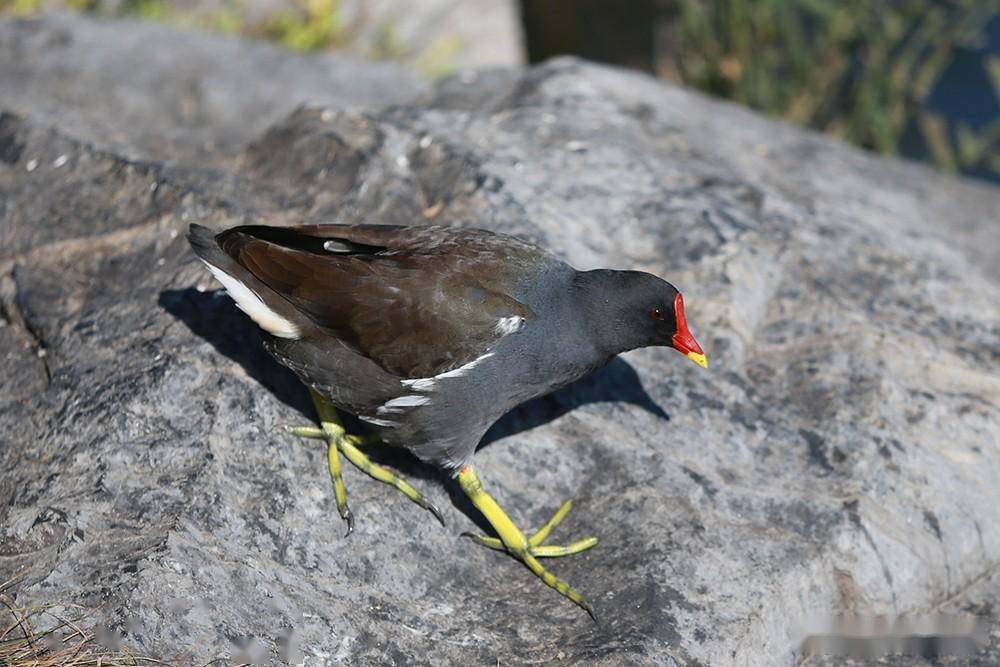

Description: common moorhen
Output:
[188,223,707,618]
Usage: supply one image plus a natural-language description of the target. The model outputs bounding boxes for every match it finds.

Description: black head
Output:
[573,270,707,367]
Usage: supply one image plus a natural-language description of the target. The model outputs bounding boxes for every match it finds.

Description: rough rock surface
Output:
[2,15,999,667]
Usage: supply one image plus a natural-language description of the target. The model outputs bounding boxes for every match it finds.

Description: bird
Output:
[187,222,707,618]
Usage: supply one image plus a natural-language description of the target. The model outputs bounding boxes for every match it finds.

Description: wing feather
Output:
[215,225,538,378]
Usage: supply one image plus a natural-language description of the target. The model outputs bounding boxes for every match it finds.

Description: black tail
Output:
[185,223,306,339]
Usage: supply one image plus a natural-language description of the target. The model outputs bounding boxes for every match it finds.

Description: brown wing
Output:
[215,224,538,378]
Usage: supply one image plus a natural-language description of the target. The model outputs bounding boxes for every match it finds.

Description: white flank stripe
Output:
[435,352,494,379]
[401,377,436,391]
[400,351,495,391]
[494,315,525,336]
[359,416,399,428]
[377,394,431,414]
[202,261,300,339]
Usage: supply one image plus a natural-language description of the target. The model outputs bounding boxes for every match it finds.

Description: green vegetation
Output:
[0,0,460,74]
[242,0,344,53]
[0,0,40,13]
[0,0,353,51]
[659,0,999,177]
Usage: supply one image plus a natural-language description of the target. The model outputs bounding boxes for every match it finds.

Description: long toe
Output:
[284,424,325,439]
[462,532,598,558]
[463,498,596,557]
[529,499,574,546]
[337,436,446,527]
[520,552,597,621]
[530,536,598,557]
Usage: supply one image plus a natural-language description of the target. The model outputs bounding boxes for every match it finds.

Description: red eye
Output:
[649,308,664,321]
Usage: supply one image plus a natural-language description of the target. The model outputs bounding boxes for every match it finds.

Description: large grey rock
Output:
[2,16,999,667]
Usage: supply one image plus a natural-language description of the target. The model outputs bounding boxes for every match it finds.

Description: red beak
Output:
[671,293,708,368]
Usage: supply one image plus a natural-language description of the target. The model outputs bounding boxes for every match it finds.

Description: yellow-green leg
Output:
[457,466,597,620]
[324,422,354,536]
[285,390,444,533]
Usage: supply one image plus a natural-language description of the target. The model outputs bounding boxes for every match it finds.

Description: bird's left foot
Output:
[461,499,598,557]
[284,390,445,534]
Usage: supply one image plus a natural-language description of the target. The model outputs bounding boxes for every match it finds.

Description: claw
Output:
[425,500,446,528]
[582,599,597,623]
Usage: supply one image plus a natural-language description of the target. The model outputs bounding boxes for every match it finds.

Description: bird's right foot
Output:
[457,466,597,620]
[461,499,598,557]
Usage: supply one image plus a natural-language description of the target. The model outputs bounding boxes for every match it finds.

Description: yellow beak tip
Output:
[686,352,709,369]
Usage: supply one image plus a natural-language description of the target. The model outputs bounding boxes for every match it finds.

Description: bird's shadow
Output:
[160,287,315,417]
[160,287,670,533]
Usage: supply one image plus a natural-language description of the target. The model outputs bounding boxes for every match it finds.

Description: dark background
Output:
[520,0,999,184]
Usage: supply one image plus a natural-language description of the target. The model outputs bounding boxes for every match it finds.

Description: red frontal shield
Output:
[671,293,707,367]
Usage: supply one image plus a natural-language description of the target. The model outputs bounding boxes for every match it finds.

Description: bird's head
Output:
[630,273,708,368]
[646,291,708,368]
[576,269,708,368]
